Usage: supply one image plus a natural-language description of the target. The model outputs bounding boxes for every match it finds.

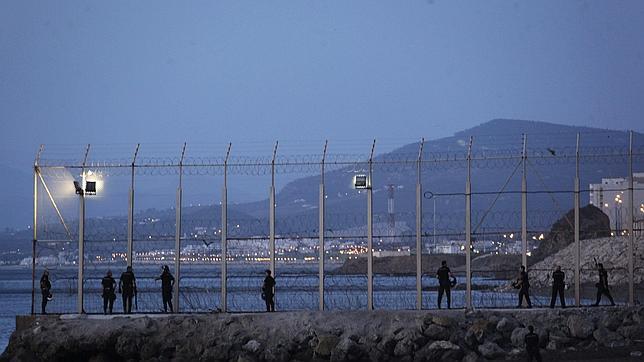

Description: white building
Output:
[589,173,644,233]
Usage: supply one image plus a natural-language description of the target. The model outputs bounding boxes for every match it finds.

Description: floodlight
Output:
[85,181,97,195]
[74,181,84,195]
[354,174,369,189]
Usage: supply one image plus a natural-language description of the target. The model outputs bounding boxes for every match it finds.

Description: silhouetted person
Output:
[119,266,137,314]
[436,260,453,309]
[155,265,175,313]
[550,266,566,308]
[262,269,275,312]
[594,263,615,306]
[40,270,51,314]
[101,270,116,315]
[517,266,532,308]
[524,325,542,362]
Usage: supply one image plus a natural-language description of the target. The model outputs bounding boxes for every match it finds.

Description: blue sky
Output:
[1,0,643,168]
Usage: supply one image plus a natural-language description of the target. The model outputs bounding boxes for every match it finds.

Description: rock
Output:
[242,340,261,354]
[567,315,594,339]
[507,348,524,359]
[549,329,573,348]
[236,355,255,362]
[467,319,491,344]
[330,338,363,362]
[376,335,397,355]
[617,325,644,339]
[462,351,482,362]
[496,317,518,334]
[432,315,454,327]
[533,204,610,261]
[593,327,625,347]
[423,324,448,340]
[315,335,339,357]
[464,329,479,348]
[396,328,427,346]
[600,314,622,331]
[394,337,416,357]
[427,340,462,360]
[510,327,529,348]
[477,342,505,359]
[537,327,549,347]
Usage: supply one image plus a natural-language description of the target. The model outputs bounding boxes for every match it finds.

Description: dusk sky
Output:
[1,0,644,168]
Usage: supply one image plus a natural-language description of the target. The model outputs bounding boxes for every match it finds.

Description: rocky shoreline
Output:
[2,307,644,361]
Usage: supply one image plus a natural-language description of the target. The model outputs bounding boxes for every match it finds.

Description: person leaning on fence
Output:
[594,263,616,306]
[517,265,532,308]
[101,270,116,315]
[436,260,453,309]
[40,270,51,314]
[155,265,175,313]
[262,269,276,312]
[524,325,542,362]
[550,265,566,309]
[119,266,137,314]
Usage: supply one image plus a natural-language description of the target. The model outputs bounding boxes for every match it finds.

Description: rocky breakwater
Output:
[3,307,644,361]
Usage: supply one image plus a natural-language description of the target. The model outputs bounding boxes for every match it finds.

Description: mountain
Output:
[231,119,642,238]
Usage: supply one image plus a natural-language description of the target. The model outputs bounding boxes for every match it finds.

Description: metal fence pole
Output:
[174,143,186,312]
[319,141,327,311]
[521,135,528,270]
[367,139,376,311]
[574,133,581,307]
[31,145,42,315]
[78,144,90,314]
[127,144,139,268]
[465,137,473,310]
[416,138,424,310]
[221,143,231,312]
[270,141,278,278]
[628,131,634,305]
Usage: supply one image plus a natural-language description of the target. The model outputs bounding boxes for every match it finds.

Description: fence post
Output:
[574,133,581,307]
[221,143,231,312]
[127,144,139,268]
[78,144,90,314]
[174,143,186,312]
[367,139,375,311]
[32,145,42,315]
[319,141,327,311]
[416,138,424,310]
[270,142,278,279]
[465,137,473,310]
[628,131,634,306]
[521,135,528,271]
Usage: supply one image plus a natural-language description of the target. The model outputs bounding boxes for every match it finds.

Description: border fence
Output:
[30,131,644,314]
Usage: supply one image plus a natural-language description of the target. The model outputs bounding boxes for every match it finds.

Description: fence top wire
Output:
[34,134,644,170]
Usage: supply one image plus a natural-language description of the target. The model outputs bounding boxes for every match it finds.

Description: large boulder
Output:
[330,338,363,362]
[567,315,594,339]
[423,324,449,340]
[496,317,519,335]
[394,337,416,357]
[478,342,505,359]
[315,335,339,358]
[432,315,455,328]
[600,314,622,331]
[593,327,625,347]
[533,205,610,261]
[510,327,529,348]
[414,340,463,361]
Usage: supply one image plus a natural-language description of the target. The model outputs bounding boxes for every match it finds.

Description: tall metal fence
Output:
[30,131,644,314]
